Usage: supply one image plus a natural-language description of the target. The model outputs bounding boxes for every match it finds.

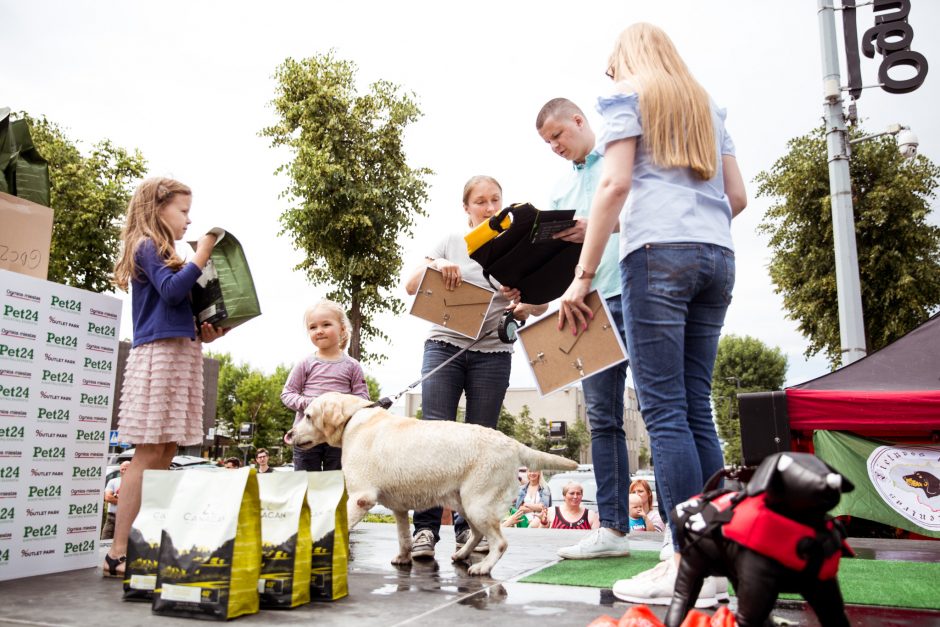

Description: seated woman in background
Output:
[514,469,552,524]
[534,481,600,530]
[629,478,665,531]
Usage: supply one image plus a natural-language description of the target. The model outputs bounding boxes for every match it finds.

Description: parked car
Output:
[104,449,218,483]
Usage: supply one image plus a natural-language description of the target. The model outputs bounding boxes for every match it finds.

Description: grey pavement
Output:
[1,523,939,626]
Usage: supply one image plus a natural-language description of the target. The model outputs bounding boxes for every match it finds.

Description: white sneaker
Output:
[557,528,631,559]
[659,525,674,561]
[612,560,718,609]
[712,575,730,602]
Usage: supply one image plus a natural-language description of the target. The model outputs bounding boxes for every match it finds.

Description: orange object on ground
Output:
[679,606,736,627]
[618,605,665,626]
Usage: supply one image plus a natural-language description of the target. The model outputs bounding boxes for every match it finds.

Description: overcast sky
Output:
[5,1,939,402]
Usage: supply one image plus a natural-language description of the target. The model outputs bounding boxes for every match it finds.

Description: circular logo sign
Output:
[867,445,940,531]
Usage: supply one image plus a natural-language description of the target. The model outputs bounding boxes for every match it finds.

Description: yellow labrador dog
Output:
[285,392,578,575]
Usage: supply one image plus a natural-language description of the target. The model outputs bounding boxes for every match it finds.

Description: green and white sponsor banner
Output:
[0,270,122,579]
[814,430,940,538]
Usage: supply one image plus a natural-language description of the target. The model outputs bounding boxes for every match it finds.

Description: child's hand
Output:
[192,233,219,269]
[200,322,228,343]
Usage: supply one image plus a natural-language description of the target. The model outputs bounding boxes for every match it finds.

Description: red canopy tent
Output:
[739,312,940,464]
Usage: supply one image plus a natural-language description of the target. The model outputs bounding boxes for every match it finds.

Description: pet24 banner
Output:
[814,430,940,538]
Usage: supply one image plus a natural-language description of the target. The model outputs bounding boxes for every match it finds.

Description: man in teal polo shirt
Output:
[536,98,631,559]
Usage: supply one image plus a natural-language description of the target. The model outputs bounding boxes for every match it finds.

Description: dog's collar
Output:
[366,398,393,410]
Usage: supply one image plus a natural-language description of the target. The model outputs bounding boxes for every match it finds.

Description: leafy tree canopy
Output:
[711,335,788,465]
[21,112,146,292]
[261,52,432,363]
[756,123,940,367]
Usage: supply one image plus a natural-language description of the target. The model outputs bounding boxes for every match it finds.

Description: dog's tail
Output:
[520,447,579,472]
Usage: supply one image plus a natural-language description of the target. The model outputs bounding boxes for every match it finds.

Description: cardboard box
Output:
[0,191,53,280]
[517,290,628,396]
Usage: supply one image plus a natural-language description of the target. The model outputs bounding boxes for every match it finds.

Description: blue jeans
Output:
[620,243,733,549]
[412,340,512,541]
[581,295,631,533]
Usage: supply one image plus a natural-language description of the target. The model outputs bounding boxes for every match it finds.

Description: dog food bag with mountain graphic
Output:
[123,470,186,601]
[257,472,312,608]
[152,467,262,620]
[306,470,349,601]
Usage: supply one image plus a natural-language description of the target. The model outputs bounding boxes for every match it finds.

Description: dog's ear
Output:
[317,394,355,447]
[746,452,784,497]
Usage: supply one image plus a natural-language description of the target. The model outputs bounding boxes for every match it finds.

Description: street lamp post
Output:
[818,0,867,365]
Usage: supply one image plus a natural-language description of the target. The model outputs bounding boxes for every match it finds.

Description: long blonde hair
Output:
[607,23,717,180]
[113,177,191,291]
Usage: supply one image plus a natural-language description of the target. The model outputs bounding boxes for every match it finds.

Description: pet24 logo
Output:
[23,523,57,540]
[0,506,14,521]
[0,466,20,480]
[64,540,95,555]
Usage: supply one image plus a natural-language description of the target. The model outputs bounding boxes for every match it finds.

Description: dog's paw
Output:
[451,549,472,562]
[467,562,492,576]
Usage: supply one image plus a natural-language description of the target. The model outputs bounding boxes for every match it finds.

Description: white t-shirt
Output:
[105,476,122,514]
[425,232,513,353]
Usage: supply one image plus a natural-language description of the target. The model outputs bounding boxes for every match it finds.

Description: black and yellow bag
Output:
[306,471,349,601]
[152,467,262,620]
[466,203,581,305]
[123,470,185,601]
[257,472,312,609]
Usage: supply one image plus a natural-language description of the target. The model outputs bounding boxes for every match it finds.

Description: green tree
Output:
[711,335,788,464]
[22,113,146,292]
[365,374,381,402]
[756,123,940,367]
[210,352,251,445]
[261,52,432,363]
[555,417,590,462]
[231,366,295,459]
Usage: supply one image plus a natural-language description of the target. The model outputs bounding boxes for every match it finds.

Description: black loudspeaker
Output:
[738,391,792,466]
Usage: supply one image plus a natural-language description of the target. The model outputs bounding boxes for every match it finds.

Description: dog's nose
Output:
[283,429,295,445]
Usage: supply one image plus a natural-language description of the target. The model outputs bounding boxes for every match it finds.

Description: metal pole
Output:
[818,0,867,365]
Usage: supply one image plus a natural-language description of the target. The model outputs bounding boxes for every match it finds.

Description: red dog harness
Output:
[677,491,852,580]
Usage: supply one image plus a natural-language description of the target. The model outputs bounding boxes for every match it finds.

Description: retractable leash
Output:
[368,310,525,410]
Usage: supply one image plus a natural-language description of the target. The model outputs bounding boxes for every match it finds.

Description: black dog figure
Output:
[665,452,855,627]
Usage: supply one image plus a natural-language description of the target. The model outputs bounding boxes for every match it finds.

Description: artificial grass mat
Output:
[520,550,940,610]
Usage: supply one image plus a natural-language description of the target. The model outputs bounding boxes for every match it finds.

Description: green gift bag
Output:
[0,108,51,206]
[190,227,262,330]
[152,467,262,621]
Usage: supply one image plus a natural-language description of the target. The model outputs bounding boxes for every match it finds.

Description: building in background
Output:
[404,385,650,473]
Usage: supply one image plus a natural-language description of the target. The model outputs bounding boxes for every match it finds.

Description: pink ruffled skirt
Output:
[117,337,205,446]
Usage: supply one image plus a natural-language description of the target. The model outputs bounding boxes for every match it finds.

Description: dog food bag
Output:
[190,227,262,330]
[152,467,262,620]
[257,472,312,609]
[306,470,349,601]
[123,470,185,601]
